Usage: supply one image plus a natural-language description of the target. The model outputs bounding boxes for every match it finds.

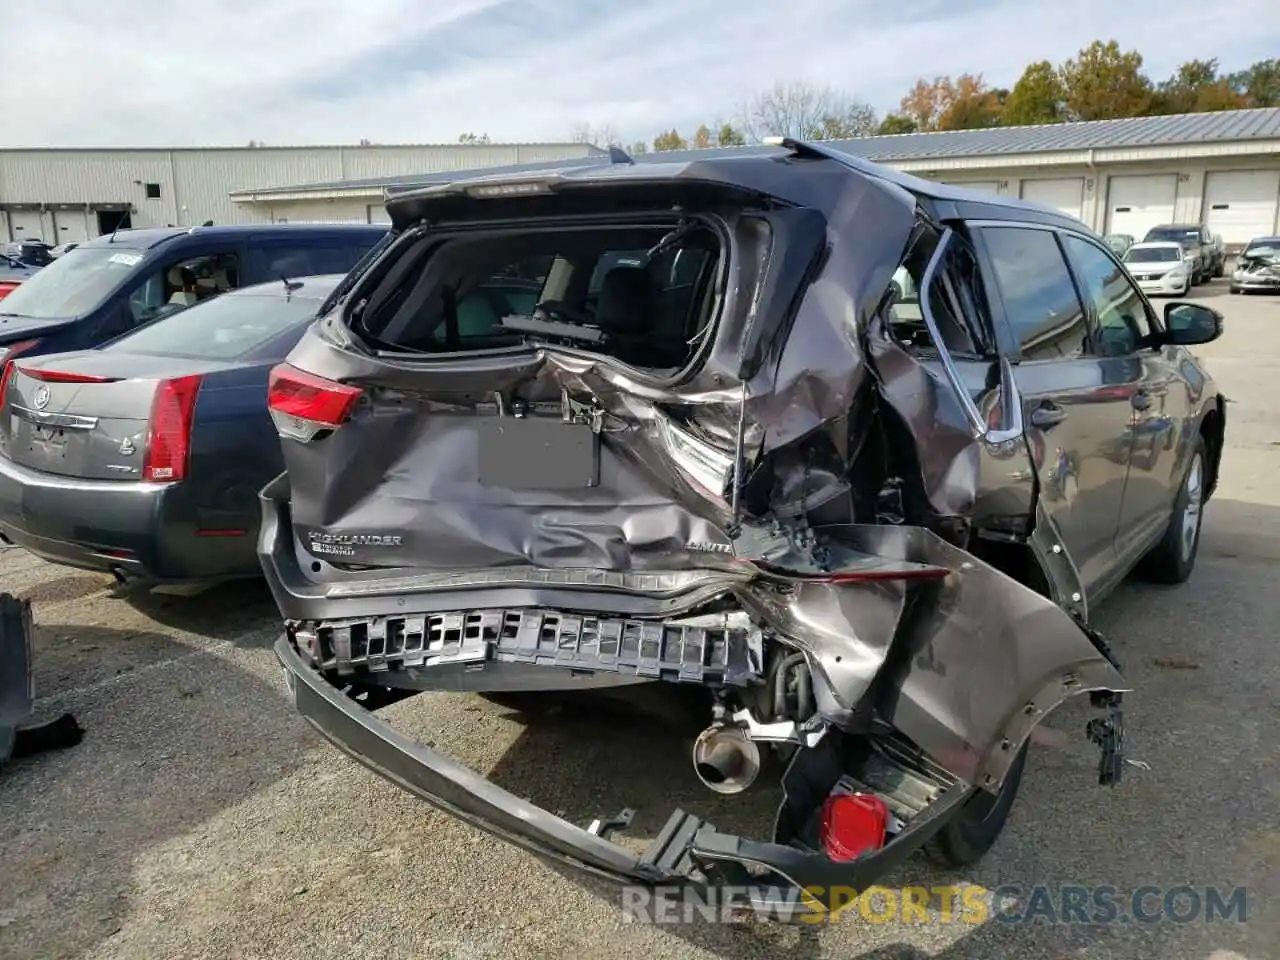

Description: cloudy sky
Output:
[5,0,1279,148]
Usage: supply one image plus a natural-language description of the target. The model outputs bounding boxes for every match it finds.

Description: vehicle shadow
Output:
[0,625,314,960]
[120,577,280,644]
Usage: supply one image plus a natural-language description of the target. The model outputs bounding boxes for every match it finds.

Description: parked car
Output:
[1103,233,1134,256]
[1142,223,1212,283]
[1230,236,1280,294]
[1122,241,1193,297]
[0,252,39,301]
[1207,231,1226,278]
[2,240,54,268]
[0,275,346,587]
[264,142,1227,916]
[0,222,389,367]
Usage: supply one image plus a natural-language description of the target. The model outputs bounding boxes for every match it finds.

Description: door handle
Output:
[1131,392,1152,411]
[1030,403,1067,429]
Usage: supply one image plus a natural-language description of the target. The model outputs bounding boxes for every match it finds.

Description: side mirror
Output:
[1163,302,1223,346]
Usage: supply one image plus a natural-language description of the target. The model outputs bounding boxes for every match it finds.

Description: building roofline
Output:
[0,141,596,154]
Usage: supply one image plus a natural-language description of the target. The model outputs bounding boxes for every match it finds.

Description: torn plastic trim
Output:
[276,634,978,914]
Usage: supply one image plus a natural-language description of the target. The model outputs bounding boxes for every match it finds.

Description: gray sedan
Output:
[0,274,341,587]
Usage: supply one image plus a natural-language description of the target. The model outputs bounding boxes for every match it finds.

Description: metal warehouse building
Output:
[0,141,603,244]
[832,107,1280,250]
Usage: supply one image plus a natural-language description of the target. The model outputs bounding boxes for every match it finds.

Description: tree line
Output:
[554,43,1279,154]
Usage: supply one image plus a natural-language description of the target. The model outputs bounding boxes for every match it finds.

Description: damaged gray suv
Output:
[262,140,1226,914]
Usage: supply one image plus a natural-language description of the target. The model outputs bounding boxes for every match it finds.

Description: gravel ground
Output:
[1,280,1278,960]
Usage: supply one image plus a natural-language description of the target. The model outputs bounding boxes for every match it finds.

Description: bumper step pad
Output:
[302,607,764,686]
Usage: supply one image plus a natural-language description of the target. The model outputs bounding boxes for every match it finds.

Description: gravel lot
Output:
[2,281,1278,960]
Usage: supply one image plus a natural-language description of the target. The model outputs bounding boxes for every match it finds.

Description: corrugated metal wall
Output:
[0,143,596,240]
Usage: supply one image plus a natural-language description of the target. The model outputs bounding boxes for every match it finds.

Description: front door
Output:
[976,224,1137,601]
[1059,233,1191,564]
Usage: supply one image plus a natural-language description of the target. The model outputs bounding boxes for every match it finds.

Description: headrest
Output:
[595,266,656,335]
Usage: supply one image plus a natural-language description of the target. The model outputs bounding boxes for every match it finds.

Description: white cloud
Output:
[4,0,1278,148]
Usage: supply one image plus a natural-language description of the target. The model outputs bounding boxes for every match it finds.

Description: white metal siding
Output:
[1203,170,1280,244]
[7,210,45,241]
[1105,175,1179,240]
[51,209,90,244]
[367,204,392,224]
[267,198,376,223]
[1020,178,1086,220]
[943,180,1000,194]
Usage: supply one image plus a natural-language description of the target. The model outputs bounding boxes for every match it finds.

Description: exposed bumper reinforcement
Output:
[276,634,972,916]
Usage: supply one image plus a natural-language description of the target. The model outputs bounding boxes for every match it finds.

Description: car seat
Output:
[595,267,680,367]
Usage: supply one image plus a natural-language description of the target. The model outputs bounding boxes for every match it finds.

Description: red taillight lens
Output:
[0,340,42,404]
[820,792,889,862]
[267,363,362,439]
[142,375,202,482]
[16,366,121,384]
[0,282,18,301]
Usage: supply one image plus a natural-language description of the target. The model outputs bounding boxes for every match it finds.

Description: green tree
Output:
[1154,58,1245,114]
[716,122,746,146]
[628,140,649,155]
[1059,40,1153,120]
[936,73,1002,130]
[1001,60,1065,126]
[692,124,713,149]
[1228,58,1280,107]
[652,129,687,151]
[877,114,918,135]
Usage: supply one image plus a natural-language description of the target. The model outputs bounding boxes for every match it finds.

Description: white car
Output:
[1122,241,1193,297]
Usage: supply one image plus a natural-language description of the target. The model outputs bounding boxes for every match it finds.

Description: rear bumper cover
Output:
[0,454,254,582]
[275,633,971,912]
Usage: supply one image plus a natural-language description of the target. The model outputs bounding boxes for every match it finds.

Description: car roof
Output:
[1246,236,1280,245]
[218,273,345,302]
[1129,240,1183,248]
[381,141,1089,233]
[76,222,388,252]
[1146,223,1203,231]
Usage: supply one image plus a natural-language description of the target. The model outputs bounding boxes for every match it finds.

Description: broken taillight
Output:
[142,375,203,482]
[819,792,889,861]
[0,340,42,404]
[267,363,363,442]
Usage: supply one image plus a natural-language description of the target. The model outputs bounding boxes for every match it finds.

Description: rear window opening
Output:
[349,219,725,373]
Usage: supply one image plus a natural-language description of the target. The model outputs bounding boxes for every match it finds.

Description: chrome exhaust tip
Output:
[692,725,761,794]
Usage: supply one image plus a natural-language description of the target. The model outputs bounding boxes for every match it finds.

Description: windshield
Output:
[1243,240,1280,257]
[1124,247,1182,263]
[105,288,324,360]
[1145,228,1199,244]
[0,246,147,319]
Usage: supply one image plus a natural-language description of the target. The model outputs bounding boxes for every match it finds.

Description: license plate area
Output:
[478,417,599,490]
[28,423,68,452]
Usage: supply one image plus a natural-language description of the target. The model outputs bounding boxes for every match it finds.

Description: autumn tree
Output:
[692,124,713,149]
[1153,58,1246,114]
[877,114,917,135]
[1058,40,1153,120]
[899,78,945,131]
[1228,58,1280,107]
[738,81,877,141]
[716,122,746,146]
[899,74,1000,131]
[1001,60,1065,126]
[652,129,687,151]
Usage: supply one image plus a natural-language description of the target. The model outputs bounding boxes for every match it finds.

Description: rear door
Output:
[975,223,1137,601]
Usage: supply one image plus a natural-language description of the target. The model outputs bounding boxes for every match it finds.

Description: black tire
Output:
[924,742,1028,867]
[1137,434,1207,584]
[1229,286,1240,295]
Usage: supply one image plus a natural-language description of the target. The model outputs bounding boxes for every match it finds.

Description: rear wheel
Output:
[924,742,1027,867]
[1137,435,1206,584]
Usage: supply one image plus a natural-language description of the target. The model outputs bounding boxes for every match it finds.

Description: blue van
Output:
[0,223,389,361]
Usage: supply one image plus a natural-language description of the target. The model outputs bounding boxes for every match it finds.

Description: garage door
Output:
[51,210,90,244]
[6,210,45,241]
[367,204,392,224]
[944,181,1000,195]
[1203,170,1280,246]
[1020,178,1085,220]
[1106,175,1178,240]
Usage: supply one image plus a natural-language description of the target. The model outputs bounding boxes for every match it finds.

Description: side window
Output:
[883,229,985,355]
[982,227,1087,361]
[126,251,241,325]
[248,245,353,281]
[1061,235,1151,358]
